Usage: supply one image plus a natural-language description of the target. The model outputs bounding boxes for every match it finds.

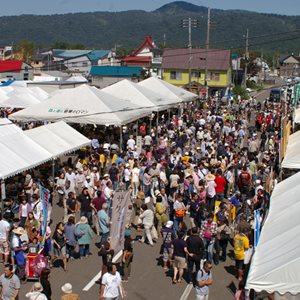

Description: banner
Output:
[254,210,261,249]
[39,184,50,240]
[110,191,131,254]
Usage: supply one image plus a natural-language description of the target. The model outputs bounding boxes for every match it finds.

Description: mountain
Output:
[0,1,299,53]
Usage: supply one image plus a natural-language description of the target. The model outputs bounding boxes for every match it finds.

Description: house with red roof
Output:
[162,48,231,96]
[121,36,162,77]
[0,60,33,81]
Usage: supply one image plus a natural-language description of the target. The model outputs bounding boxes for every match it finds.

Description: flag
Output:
[254,210,261,249]
[110,191,131,254]
[39,184,50,239]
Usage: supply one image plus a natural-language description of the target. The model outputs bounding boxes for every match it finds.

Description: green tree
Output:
[16,40,35,63]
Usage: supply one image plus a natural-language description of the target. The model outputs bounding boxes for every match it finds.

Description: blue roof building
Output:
[90,66,142,77]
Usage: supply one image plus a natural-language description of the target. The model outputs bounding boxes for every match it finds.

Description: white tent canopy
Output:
[0,119,90,179]
[294,108,300,124]
[0,87,49,108]
[24,121,90,158]
[102,79,176,112]
[0,121,53,179]
[9,84,151,126]
[246,171,300,296]
[139,77,197,103]
[66,75,88,82]
[281,131,300,169]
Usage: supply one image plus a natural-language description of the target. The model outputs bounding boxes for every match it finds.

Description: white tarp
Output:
[0,119,91,179]
[281,131,300,169]
[0,87,49,108]
[138,77,197,103]
[24,121,90,158]
[102,79,175,112]
[246,171,300,295]
[66,75,88,82]
[0,120,52,179]
[9,84,151,126]
[294,108,300,124]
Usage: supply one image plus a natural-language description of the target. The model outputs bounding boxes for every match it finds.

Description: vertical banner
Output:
[254,210,261,249]
[110,191,131,254]
[136,136,143,155]
[39,184,49,239]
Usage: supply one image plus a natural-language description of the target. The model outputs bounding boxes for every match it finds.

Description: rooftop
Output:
[162,48,231,71]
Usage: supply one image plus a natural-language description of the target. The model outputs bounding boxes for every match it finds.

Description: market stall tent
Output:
[281,130,300,169]
[9,84,151,125]
[0,119,90,179]
[138,77,197,103]
[102,79,177,112]
[246,171,300,297]
[23,121,90,158]
[294,107,300,124]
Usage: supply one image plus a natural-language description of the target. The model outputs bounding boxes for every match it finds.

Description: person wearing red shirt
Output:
[237,166,251,196]
[214,169,226,201]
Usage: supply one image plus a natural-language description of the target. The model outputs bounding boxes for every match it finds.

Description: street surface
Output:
[13,85,276,300]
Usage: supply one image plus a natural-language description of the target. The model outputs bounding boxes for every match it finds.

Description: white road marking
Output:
[179,283,193,300]
[82,250,123,291]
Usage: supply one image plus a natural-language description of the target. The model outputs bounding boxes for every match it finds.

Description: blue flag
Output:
[39,184,49,240]
[254,210,261,249]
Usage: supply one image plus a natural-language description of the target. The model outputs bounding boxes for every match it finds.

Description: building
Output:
[0,60,33,81]
[0,46,13,61]
[89,66,143,88]
[162,48,231,96]
[279,54,300,77]
[121,36,162,77]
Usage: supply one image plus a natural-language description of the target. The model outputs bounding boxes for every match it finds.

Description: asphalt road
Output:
[13,84,280,300]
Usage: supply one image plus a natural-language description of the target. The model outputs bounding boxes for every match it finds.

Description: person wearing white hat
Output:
[61,283,80,300]
[12,227,27,283]
[160,221,176,270]
[25,282,47,300]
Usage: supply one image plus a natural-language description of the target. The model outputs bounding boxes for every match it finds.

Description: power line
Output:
[1,31,300,74]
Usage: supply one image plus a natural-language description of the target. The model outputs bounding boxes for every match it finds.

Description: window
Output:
[211,72,220,81]
[191,71,201,78]
[170,70,182,80]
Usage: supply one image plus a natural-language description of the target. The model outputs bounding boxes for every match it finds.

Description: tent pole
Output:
[136,120,139,139]
[156,112,159,139]
[168,109,171,124]
[1,180,6,219]
[149,116,151,135]
[52,159,55,194]
[120,126,123,152]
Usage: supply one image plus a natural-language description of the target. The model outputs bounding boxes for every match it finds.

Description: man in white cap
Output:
[61,283,80,300]
[160,221,176,270]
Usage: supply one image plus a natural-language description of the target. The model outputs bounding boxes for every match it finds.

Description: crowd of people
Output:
[0,91,286,300]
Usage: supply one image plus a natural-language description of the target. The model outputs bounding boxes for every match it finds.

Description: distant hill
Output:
[0,1,300,53]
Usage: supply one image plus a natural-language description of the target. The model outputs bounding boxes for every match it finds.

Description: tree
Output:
[16,40,35,63]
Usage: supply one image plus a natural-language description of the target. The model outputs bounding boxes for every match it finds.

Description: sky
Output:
[0,0,299,16]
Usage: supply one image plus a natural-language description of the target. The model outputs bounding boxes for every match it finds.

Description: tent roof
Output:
[138,77,197,102]
[246,171,300,295]
[0,119,91,180]
[9,84,150,126]
[0,87,49,108]
[294,108,300,124]
[281,130,300,169]
[23,121,90,158]
[102,79,175,112]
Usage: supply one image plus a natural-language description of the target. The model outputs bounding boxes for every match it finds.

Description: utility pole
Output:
[205,7,211,101]
[163,33,166,48]
[181,18,199,88]
[244,28,249,88]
